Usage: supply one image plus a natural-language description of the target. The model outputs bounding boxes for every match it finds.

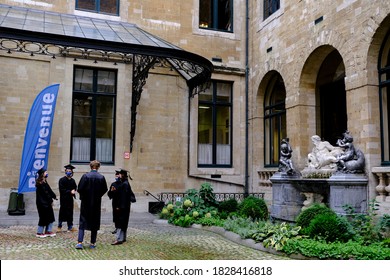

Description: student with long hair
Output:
[35,168,57,238]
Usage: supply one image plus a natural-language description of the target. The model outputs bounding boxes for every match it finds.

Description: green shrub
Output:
[305,213,355,243]
[172,214,194,227]
[343,200,382,245]
[218,198,238,214]
[196,215,224,227]
[223,216,266,239]
[382,238,390,248]
[252,222,302,251]
[296,203,336,231]
[199,182,218,208]
[162,183,221,227]
[283,239,390,260]
[238,196,269,221]
[378,214,390,239]
[262,223,301,251]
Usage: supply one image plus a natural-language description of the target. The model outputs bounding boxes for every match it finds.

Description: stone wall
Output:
[0,0,389,215]
[248,0,390,214]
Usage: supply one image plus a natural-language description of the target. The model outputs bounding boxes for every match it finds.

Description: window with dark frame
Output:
[263,0,280,20]
[76,0,119,16]
[198,81,232,167]
[71,67,117,164]
[379,30,390,165]
[264,73,286,167]
[199,0,233,32]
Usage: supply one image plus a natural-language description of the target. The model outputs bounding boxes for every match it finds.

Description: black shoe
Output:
[111,240,123,245]
[111,229,117,234]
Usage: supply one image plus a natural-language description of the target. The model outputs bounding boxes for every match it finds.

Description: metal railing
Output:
[157,192,265,204]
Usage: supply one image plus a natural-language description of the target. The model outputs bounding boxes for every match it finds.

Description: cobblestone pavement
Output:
[0,223,290,260]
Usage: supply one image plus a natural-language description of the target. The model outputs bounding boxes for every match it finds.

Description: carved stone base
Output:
[301,192,325,211]
[270,172,368,221]
[328,173,368,214]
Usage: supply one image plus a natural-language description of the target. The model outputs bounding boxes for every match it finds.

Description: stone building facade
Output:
[0,0,247,213]
[0,0,389,215]
[249,0,390,215]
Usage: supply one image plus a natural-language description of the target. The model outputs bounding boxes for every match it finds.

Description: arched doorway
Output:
[316,49,347,145]
[264,72,286,167]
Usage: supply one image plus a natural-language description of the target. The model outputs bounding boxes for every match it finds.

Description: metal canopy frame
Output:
[0,4,213,153]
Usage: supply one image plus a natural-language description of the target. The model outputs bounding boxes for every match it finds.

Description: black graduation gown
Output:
[107,180,121,224]
[115,179,136,230]
[36,182,56,226]
[77,170,108,231]
[58,176,77,222]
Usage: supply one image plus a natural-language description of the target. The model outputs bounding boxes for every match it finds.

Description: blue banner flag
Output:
[17,84,60,193]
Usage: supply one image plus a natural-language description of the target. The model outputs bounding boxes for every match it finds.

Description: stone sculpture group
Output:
[278,131,365,175]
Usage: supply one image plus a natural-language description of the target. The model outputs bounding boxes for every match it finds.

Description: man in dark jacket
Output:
[57,164,77,232]
[75,160,108,249]
[111,168,136,245]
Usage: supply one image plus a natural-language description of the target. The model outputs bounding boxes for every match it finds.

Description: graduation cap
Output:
[118,168,128,175]
[118,168,133,180]
[37,168,46,176]
[115,169,121,175]
[64,164,76,170]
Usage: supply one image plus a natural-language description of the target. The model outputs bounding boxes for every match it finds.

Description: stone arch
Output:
[365,6,390,86]
[366,14,390,165]
[293,29,351,90]
[254,70,287,167]
[290,44,347,169]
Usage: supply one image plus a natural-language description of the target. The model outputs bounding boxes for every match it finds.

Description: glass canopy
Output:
[0,4,213,152]
[0,4,212,87]
[0,4,179,49]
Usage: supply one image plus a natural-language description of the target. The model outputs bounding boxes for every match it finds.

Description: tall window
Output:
[198,81,232,167]
[76,0,119,16]
[199,0,232,32]
[379,30,390,165]
[264,0,280,20]
[71,67,117,164]
[264,73,286,167]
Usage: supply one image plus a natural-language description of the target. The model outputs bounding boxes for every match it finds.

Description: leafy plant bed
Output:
[157,183,390,260]
[195,224,299,259]
[190,222,390,260]
[283,239,390,260]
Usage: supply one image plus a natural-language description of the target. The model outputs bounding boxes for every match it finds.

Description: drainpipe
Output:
[244,0,249,196]
[187,88,192,178]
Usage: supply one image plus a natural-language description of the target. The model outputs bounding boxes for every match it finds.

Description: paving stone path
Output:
[0,223,290,260]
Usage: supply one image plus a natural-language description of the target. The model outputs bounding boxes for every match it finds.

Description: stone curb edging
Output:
[152,219,312,260]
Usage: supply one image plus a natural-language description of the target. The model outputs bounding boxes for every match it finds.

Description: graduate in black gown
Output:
[35,168,57,238]
[107,169,121,234]
[75,160,108,249]
[57,164,77,232]
[111,168,136,245]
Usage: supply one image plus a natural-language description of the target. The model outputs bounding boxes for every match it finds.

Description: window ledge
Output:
[74,10,120,21]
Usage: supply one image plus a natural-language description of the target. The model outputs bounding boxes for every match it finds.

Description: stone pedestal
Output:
[270,173,304,221]
[270,173,329,221]
[328,173,368,215]
[270,172,368,221]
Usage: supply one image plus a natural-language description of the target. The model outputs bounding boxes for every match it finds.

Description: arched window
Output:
[264,73,286,167]
[379,30,390,165]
